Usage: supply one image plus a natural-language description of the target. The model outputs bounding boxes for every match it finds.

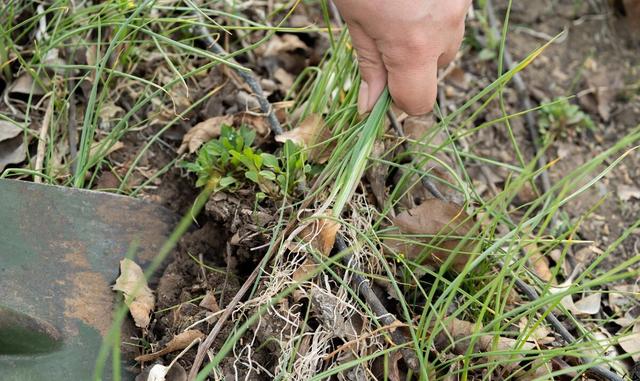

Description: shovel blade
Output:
[0,179,176,380]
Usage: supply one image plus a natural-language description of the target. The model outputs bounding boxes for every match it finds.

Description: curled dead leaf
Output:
[113,259,155,329]
[291,215,341,257]
[0,120,27,172]
[387,199,474,272]
[275,114,333,164]
[135,330,204,363]
[199,291,220,312]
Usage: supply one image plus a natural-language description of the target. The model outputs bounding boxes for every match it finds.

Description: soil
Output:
[120,1,640,378]
[3,0,635,378]
[456,0,640,267]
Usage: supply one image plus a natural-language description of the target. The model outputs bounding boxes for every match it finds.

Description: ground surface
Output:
[1,0,639,380]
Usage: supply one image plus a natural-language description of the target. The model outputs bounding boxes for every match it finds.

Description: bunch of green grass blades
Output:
[89,2,640,379]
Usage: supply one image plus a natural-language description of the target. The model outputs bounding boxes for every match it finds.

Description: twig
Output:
[34,98,53,184]
[387,109,446,201]
[193,24,283,136]
[335,236,421,372]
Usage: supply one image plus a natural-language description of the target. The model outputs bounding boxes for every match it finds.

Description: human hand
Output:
[332,0,471,115]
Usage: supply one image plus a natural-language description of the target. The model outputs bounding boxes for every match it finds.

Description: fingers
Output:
[386,54,439,116]
[348,23,388,114]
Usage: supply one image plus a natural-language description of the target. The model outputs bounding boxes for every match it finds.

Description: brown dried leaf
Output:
[292,258,318,283]
[294,215,341,257]
[199,291,220,312]
[178,115,233,154]
[300,218,340,256]
[113,259,155,329]
[388,199,474,271]
[623,0,640,33]
[135,330,204,363]
[275,114,332,163]
[233,112,270,137]
[525,242,553,282]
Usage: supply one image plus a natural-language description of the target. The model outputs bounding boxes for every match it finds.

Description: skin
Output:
[332,0,472,115]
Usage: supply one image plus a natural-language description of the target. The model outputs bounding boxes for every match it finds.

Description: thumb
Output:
[348,23,388,114]
[385,54,439,116]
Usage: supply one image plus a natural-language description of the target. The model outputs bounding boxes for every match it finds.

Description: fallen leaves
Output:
[387,199,474,271]
[275,114,332,163]
[618,323,640,361]
[113,259,155,329]
[178,115,234,154]
[135,330,204,362]
[0,120,27,172]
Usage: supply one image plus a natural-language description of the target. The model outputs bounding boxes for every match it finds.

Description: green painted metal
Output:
[0,179,176,380]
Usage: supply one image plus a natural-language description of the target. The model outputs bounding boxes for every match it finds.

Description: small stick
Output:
[335,236,421,372]
[34,98,53,184]
[193,24,283,136]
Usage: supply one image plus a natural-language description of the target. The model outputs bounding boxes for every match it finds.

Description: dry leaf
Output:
[291,215,341,257]
[199,291,220,312]
[262,34,308,57]
[388,199,474,272]
[0,120,27,173]
[622,0,640,33]
[135,330,204,362]
[113,259,155,329]
[433,317,535,356]
[619,323,640,361]
[275,114,332,163]
[617,184,640,201]
[89,140,124,159]
[292,258,319,283]
[525,242,553,282]
[233,111,270,137]
[573,292,602,315]
[608,283,639,315]
[178,115,233,154]
[9,73,47,95]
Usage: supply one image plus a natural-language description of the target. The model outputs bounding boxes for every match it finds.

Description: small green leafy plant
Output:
[539,98,595,141]
[182,124,309,199]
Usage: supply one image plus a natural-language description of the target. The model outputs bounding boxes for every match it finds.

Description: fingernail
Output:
[357,80,369,115]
